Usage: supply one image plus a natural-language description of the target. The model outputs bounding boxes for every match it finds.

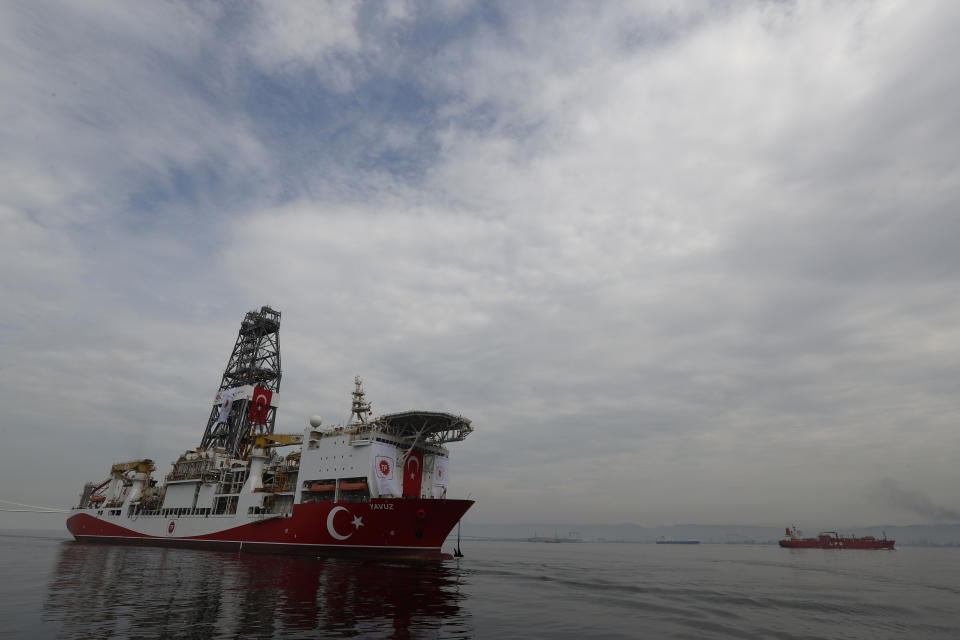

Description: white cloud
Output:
[0,2,267,225]
[249,1,362,70]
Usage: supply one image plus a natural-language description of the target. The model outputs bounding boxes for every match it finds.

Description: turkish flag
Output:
[249,387,273,425]
[403,450,423,497]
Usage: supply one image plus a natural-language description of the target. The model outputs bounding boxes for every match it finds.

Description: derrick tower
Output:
[200,306,282,457]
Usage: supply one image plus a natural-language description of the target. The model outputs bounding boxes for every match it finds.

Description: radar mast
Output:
[349,376,372,425]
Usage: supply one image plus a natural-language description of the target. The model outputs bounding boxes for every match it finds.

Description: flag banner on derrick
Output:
[215,387,243,424]
[249,387,273,425]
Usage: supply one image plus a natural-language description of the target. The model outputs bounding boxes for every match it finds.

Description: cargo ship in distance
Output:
[528,531,582,543]
[66,306,474,558]
[779,526,895,550]
[655,537,700,544]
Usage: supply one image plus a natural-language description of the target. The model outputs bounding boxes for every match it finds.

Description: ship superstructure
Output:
[67,306,474,556]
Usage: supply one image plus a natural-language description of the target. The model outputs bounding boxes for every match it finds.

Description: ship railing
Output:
[165,470,208,482]
[349,424,375,445]
[134,507,215,518]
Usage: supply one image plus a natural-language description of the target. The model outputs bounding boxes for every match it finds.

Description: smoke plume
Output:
[877,478,960,522]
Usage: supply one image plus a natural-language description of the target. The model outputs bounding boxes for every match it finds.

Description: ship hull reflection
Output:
[45,541,470,638]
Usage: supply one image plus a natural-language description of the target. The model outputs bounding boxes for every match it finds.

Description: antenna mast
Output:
[349,376,372,425]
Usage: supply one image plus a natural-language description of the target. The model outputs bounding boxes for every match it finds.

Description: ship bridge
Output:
[377,411,473,447]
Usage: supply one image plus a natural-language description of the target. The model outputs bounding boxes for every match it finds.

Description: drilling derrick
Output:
[199,306,282,458]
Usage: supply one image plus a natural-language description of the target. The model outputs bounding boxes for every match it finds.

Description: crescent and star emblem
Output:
[406,455,420,479]
[255,393,268,409]
[326,506,364,541]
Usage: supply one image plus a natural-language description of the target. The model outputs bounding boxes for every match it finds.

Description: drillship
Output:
[66,306,474,557]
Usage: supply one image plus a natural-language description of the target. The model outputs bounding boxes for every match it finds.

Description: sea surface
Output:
[2,529,959,639]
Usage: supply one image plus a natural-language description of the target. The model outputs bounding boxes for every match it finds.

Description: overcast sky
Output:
[3,1,959,531]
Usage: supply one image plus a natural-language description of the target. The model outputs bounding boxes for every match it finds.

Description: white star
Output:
[352,515,364,529]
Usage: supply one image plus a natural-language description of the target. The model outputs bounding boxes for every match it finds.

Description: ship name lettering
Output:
[370,503,394,510]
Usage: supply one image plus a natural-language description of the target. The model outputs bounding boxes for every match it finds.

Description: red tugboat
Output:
[66,306,474,558]
[779,526,895,550]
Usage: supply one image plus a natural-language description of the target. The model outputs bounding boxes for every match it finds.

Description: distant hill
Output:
[460,522,960,546]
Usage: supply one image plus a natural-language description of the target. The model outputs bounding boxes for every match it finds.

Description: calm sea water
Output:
[2,529,959,639]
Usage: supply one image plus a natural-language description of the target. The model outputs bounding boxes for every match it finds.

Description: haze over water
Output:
[5,530,959,639]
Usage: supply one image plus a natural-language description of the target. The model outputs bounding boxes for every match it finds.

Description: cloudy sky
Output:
[2,1,959,531]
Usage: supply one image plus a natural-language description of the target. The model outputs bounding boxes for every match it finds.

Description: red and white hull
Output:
[67,499,473,557]
[778,527,895,550]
